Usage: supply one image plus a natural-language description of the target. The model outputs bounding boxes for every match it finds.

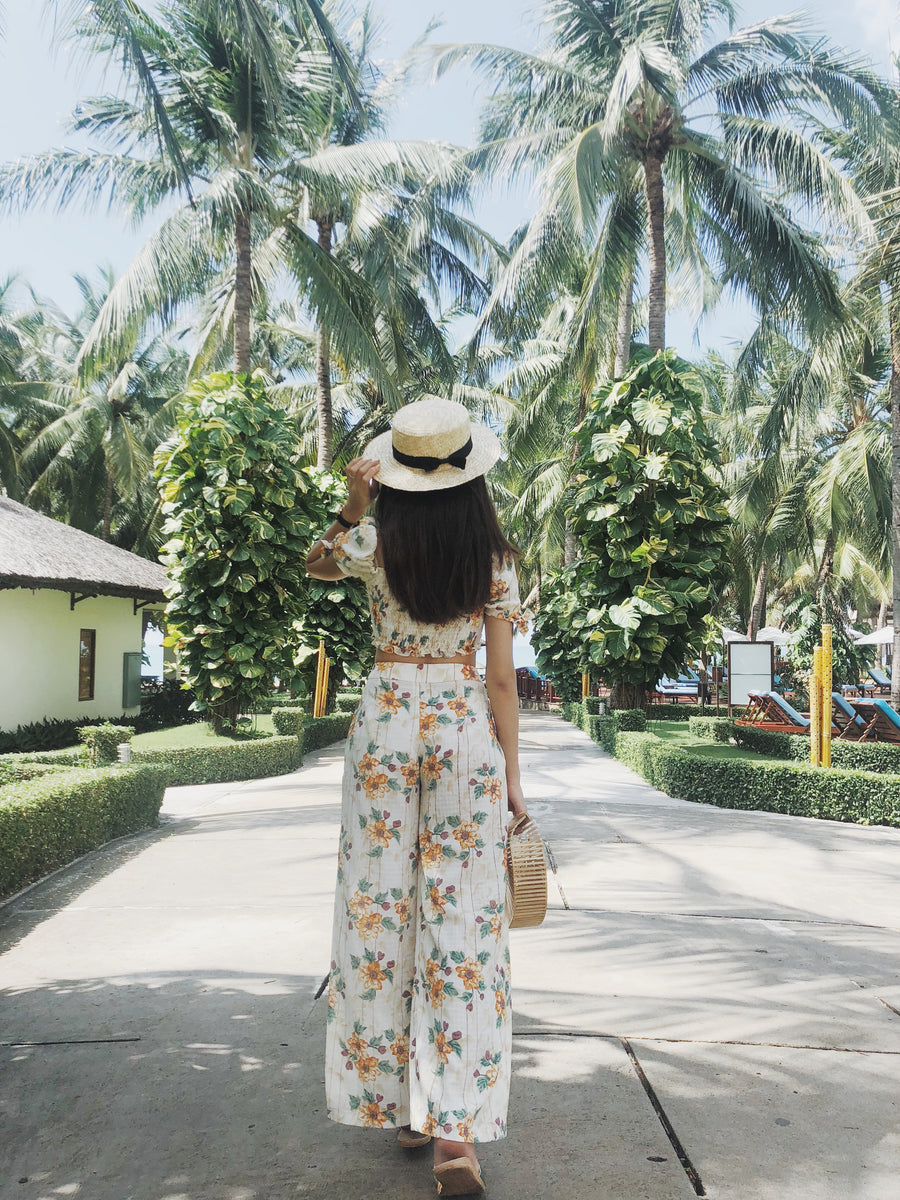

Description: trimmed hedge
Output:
[272,707,306,738]
[593,709,647,752]
[334,692,362,713]
[687,716,735,743]
[0,713,136,756]
[614,732,900,826]
[245,694,303,715]
[645,703,741,721]
[0,764,169,898]
[2,747,84,768]
[561,701,583,725]
[79,723,134,767]
[131,735,303,786]
[729,723,900,775]
[0,760,69,787]
[303,713,354,752]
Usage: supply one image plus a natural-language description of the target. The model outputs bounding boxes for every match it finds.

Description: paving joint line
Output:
[1,1036,140,1048]
[552,905,897,932]
[621,1037,707,1197]
[512,1028,900,1054]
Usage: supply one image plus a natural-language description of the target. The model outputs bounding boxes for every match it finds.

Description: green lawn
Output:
[131,716,275,749]
[646,720,787,766]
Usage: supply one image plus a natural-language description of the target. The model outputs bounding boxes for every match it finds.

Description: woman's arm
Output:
[484,615,526,818]
[305,456,380,580]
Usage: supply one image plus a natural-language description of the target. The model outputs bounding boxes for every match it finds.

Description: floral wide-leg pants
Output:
[325,662,512,1143]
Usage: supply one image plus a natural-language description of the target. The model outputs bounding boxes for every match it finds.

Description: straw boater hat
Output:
[365,397,501,492]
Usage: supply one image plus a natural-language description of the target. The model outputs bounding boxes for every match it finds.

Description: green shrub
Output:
[560,701,583,725]
[730,724,793,759]
[730,724,900,775]
[334,692,362,713]
[7,747,84,767]
[0,714,133,755]
[614,709,647,732]
[135,678,201,732]
[0,765,168,898]
[0,760,69,787]
[272,707,306,738]
[79,723,134,767]
[592,709,647,753]
[614,732,900,827]
[645,703,739,721]
[595,715,617,752]
[132,735,302,786]
[245,693,301,715]
[687,716,736,743]
[829,739,900,774]
[303,714,354,752]
[583,697,602,717]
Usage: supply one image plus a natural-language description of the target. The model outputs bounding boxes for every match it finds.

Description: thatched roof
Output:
[0,498,168,602]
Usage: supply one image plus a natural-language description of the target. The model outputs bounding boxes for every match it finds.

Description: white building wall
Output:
[0,589,144,730]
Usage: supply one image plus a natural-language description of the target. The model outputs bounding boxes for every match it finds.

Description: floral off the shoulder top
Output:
[332,516,529,657]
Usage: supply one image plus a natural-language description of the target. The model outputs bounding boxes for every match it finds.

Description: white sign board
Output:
[728,641,774,708]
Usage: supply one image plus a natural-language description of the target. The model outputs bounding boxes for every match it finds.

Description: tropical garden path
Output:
[0,711,898,1200]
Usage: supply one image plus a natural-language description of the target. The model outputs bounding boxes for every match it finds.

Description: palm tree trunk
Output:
[890,299,900,709]
[234,204,252,374]
[564,386,589,564]
[102,465,114,542]
[316,218,334,470]
[643,153,666,354]
[613,269,634,377]
[747,562,768,641]
[816,530,836,592]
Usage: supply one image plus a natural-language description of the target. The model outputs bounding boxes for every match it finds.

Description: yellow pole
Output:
[321,656,331,716]
[314,640,326,718]
[809,646,823,766]
[821,625,833,768]
[582,672,590,700]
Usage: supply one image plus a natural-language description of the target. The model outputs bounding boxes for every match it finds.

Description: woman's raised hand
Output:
[343,457,380,522]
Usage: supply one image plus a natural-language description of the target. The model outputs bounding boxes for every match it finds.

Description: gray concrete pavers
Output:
[1,713,899,1199]
[629,1040,900,1200]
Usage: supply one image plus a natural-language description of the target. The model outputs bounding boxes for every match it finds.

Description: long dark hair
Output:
[375,476,517,624]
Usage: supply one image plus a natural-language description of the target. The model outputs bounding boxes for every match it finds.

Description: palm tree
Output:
[10,0,487,474]
[13,1,398,380]
[710,318,892,643]
[15,271,187,546]
[819,66,900,706]
[436,0,880,359]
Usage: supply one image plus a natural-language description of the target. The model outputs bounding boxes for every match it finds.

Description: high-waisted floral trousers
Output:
[325,661,512,1143]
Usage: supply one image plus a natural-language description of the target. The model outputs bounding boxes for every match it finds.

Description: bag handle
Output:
[507,811,533,837]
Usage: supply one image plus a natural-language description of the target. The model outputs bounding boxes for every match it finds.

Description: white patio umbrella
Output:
[720,627,746,643]
[756,626,791,645]
[854,624,894,646]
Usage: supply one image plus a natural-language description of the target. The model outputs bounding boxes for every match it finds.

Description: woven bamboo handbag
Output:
[506,812,548,929]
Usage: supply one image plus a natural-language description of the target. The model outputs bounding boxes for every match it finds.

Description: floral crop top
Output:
[332,516,529,657]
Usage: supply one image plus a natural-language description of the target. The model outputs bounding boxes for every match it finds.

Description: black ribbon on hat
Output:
[392,435,473,473]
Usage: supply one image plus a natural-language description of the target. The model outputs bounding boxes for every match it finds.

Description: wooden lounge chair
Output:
[868,667,892,695]
[831,692,868,740]
[737,690,811,734]
[849,698,900,743]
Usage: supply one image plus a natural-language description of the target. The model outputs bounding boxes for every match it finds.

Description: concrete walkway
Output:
[1,711,899,1200]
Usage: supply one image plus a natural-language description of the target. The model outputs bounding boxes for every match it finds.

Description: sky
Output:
[0,0,897,355]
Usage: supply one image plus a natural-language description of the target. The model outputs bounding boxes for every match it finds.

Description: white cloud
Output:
[851,0,900,66]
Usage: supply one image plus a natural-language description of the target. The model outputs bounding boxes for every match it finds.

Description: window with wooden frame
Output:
[79,629,96,701]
